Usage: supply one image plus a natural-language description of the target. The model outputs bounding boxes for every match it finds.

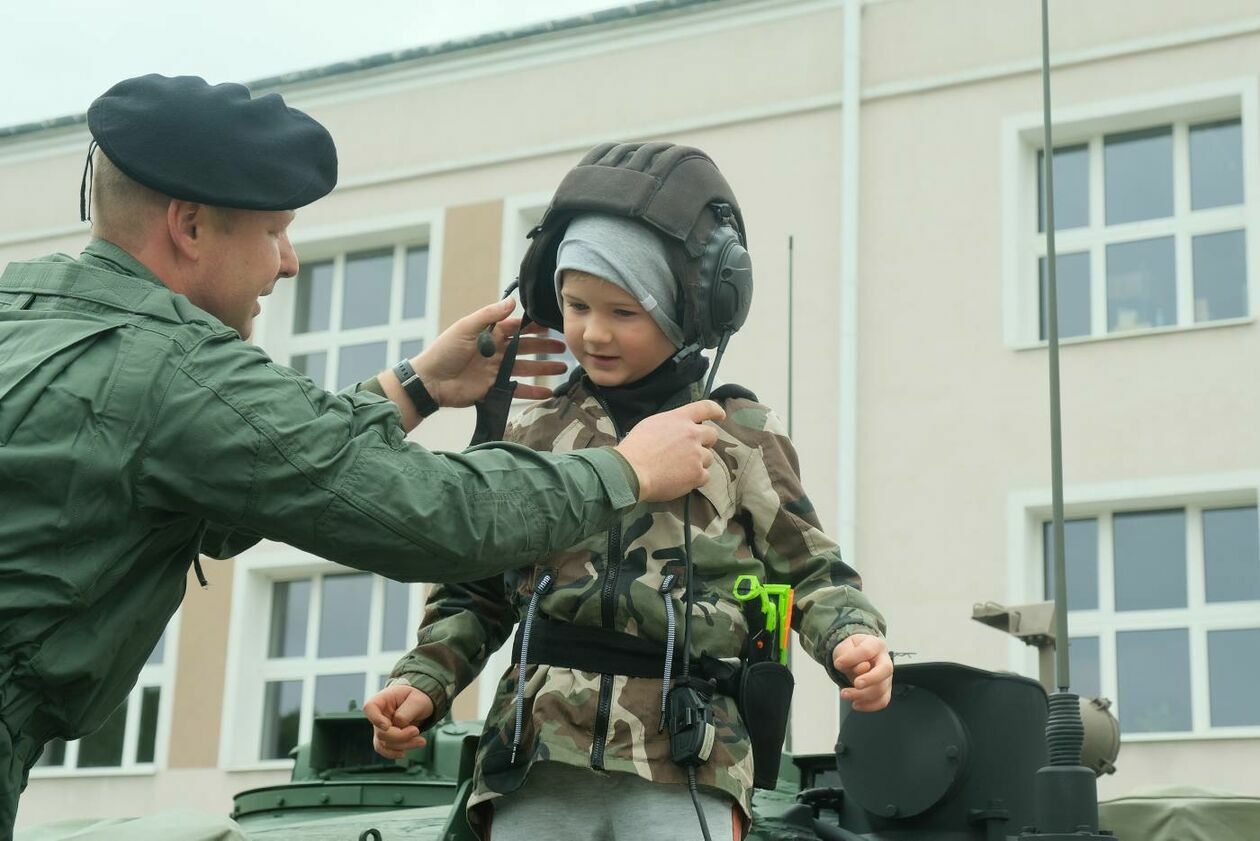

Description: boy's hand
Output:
[833,633,894,712]
[365,683,435,759]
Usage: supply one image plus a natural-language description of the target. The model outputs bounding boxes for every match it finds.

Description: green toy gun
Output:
[733,574,794,665]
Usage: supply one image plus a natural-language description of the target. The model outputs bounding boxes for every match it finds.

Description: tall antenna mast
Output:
[787,235,795,438]
[1026,3,1110,835]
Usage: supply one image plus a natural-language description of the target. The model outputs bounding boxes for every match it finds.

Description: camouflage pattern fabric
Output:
[390,376,885,826]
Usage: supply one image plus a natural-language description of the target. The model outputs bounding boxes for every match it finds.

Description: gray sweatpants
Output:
[489,761,742,841]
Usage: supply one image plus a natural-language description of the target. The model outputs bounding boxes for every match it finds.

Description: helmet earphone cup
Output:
[693,204,754,348]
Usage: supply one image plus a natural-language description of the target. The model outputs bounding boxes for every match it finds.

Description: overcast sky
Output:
[1,0,629,128]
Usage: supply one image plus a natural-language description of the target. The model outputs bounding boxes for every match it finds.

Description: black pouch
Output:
[739,660,795,789]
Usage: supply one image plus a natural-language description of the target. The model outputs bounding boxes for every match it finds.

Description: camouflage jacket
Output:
[389,375,886,819]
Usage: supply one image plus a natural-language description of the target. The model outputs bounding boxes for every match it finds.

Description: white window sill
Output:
[1121,726,1260,743]
[1013,316,1254,351]
[28,766,158,780]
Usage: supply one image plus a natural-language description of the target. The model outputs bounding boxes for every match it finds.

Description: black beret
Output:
[87,74,337,211]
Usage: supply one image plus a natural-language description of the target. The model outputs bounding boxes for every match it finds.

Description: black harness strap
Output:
[511,615,739,694]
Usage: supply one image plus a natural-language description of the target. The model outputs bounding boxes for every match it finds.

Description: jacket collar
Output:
[0,238,232,330]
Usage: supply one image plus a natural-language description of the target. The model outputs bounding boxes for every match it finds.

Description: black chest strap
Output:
[510,615,738,693]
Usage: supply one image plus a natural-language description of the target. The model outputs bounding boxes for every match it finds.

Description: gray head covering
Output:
[553,213,684,348]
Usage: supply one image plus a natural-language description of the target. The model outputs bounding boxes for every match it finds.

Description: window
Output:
[1036,118,1246,340]
[254,571,422,761]
[1041,503,1260,738]
[272,240,436,391]
[33,621,177,774]
[1004,83,1258,347]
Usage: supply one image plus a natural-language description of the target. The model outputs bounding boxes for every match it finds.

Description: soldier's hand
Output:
[833,634,893,712]
[365,684,435,759]
[413,297,567,408]
[616,401,725,502]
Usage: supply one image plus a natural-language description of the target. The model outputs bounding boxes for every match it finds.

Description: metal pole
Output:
[1040,0,1071,693]
[788,235,795,439]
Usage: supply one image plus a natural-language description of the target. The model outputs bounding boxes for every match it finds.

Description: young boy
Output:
[367,186,891,841]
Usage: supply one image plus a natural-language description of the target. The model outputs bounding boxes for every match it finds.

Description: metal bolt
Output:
[393,794,404,805]
[884,804,899,817]
[276,797,285,807]
[319,794,330,804]
[835,741,847,755]
[945,745,960,761]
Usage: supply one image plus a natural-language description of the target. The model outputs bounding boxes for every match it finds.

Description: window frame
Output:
[29,612,181,778]
[219,544,427,770]
[1009,472,1260,743]
[251,210,445,386]
[1001,78,1260,349]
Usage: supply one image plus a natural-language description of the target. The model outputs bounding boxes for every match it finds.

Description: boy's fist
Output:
[832,633,894,712]
[365,683,435,759]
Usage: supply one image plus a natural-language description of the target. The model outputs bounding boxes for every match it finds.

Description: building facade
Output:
[2,0,1258,828]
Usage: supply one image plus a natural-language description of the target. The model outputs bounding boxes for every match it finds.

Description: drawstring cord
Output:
[658,574,677,732]
[511,569,554,764]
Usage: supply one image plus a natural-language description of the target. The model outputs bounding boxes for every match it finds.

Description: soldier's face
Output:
[560,271,676,387]
[193,209,298,340]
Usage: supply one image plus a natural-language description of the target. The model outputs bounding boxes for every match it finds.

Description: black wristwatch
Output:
[392,358,440,418]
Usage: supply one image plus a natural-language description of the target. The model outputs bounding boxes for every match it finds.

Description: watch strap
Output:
[392,358,440,417]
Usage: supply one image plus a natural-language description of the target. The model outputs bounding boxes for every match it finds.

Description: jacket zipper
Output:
[588,387,623,770]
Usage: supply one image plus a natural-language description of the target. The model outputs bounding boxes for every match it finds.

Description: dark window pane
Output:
[319,573,372,657]
[1038,144,1090,232]
[1204,506,1260,603]
[314,672,366,715]
[400,339,424,360]
[268,580,311,658]
[403,246,430,319]
[1208,628,1260,726]
[1114,509,1186,611]
[136,686,160,764]
[291,352,328,388]
[1117,628,1191,733]
[36,739,66,767]
[337,341,388,392]
[294,261,333,334]
[1039,252,1091,340]
[1069,636,1101,699]
[146,627,166,666]
[261,680,303,760]
[382,580,411,652]
[342,248,393,329]
[1105,126,1173,225]
[77,699,128,767]
[1043,518,1099,610]
[1192,229,1248,322]
[1107,236,1176,331]
[1191,119,1244,210]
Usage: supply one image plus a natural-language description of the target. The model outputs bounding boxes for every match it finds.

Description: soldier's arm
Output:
[387,577,519,723]
[737,407,886,683]
[137,331,638,582]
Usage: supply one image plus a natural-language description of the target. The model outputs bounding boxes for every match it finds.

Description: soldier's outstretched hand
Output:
[365,683,435,759]
[833,633,894,712]
[616,400,725,502]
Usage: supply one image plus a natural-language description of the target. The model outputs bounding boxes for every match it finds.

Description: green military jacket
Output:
[389,376,886,820]
[0,240,638,743]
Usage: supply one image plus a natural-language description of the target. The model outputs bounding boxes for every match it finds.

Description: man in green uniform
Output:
[0,75,723,837]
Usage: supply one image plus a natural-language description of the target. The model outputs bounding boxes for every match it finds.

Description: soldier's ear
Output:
[167,199,207,260]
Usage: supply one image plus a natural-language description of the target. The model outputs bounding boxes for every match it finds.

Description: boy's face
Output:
[560,271,677,388]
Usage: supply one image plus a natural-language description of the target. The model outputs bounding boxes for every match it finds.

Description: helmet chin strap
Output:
[469,282,526,447]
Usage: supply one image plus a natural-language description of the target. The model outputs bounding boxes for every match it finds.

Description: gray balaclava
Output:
[553,213,685,348]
